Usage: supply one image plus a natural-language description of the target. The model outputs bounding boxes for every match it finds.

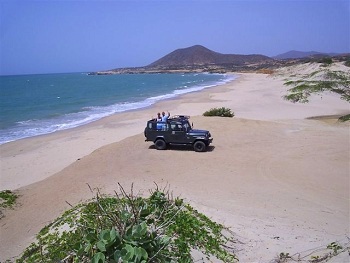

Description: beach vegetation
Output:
[203,107,234,117]
[0,190,18,209]
[16,184,237,263]
[283,69,350,108]
[338,114,350,122]
[278,252,291,262]
[274,241,349,263]
[345,60,350,67]
[318,57,333,66]
[326,241,343,256]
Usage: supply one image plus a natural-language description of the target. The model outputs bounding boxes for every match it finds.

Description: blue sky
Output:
[1,0,349,75]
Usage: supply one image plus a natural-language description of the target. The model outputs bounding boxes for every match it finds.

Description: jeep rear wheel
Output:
[194,141,206,152]
[154,139,167,150]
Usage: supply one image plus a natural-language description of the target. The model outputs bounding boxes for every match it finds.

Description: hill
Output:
[92,45,275,74]
[148,45,273,67]
[274,50,339,59]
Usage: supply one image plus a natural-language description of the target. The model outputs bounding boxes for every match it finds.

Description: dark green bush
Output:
[338,114,350,122]
[203,107,234,117]
[319,57,333,66]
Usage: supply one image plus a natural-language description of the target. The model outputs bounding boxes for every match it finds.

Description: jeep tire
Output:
[193,141,206,152]
[155,139,167,150]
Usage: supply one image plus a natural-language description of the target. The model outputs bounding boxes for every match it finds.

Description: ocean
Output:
[0,72,235,145]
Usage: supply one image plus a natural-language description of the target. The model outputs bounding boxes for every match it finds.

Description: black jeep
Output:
[144,115,213,152]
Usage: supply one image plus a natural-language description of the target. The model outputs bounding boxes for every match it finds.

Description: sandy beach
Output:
[1,64,349,262]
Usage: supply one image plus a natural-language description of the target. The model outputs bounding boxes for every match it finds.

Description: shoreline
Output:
[0,74,238,191]
[0,72,235,146]
[1,70,349,262]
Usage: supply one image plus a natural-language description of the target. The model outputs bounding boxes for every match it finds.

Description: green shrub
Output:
[203,107,234,117]
[338,114,350,122]
[319,57,333,66]
[344,60,350,67]
[283,69,350,103]
[0,190,18,208]
[16,186,237,263]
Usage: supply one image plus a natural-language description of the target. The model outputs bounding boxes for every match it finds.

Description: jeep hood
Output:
[188,129,209,135]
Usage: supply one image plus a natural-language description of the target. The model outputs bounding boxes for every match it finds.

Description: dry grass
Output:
[257,68,275,74]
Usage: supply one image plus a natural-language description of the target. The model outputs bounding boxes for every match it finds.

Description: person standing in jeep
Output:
[161,111,170,122]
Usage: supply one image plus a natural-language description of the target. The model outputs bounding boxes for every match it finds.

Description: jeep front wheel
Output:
[193,141,206,152]
[154,139,167,150]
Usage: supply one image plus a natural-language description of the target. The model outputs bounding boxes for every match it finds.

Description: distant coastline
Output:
[89,45,350,75]
[89,64,271,75]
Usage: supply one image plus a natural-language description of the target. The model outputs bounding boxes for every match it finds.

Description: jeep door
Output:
[169,123,188,143]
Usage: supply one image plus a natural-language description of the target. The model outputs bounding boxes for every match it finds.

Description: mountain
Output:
[91,45,276,74]
[273,50,339,59]
[147,45,273,68]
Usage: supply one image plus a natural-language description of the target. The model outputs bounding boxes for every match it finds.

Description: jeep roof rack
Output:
[148,115,190,122]
[169,115,190,120]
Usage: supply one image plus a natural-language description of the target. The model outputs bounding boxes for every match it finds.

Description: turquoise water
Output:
[0,73,235,144]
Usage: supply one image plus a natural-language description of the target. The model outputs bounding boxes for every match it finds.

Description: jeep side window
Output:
[171,124,176,130]
[183,122,190,131]
[171,123,182,131]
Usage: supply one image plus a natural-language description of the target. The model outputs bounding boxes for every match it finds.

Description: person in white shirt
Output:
[161,111,170,122]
